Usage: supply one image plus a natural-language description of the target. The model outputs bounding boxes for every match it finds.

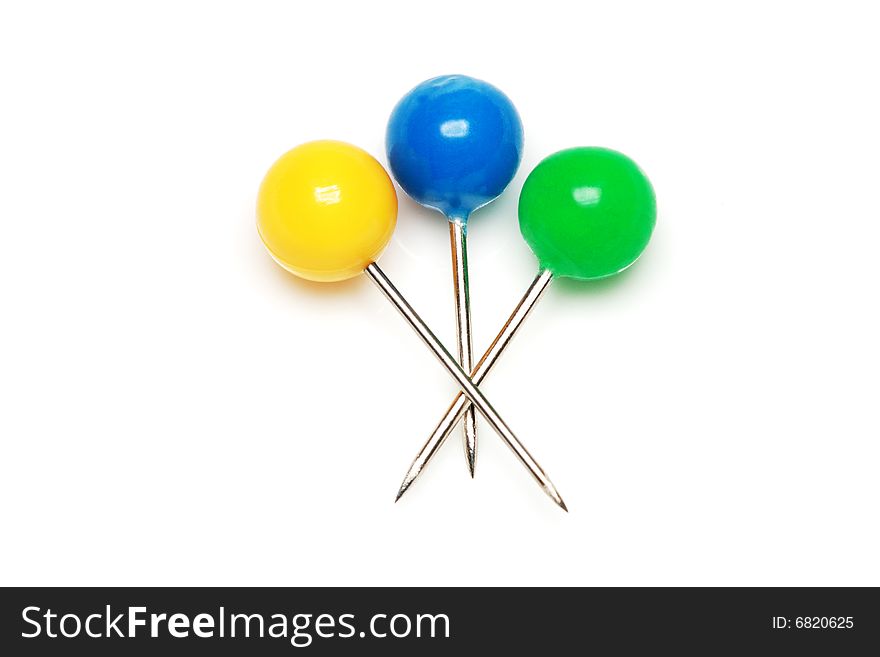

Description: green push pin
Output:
[396,147,656,501]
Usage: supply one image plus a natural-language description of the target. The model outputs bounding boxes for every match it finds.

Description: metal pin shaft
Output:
[396,269,554,502]
[364,263,565,511]
[449,219,477,477]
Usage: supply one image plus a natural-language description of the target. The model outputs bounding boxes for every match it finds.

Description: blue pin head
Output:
[386,74,524,222]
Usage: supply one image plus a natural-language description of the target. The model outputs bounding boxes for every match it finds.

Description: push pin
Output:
[387,75,523,476]
[396,147,656,500]
[257,140,566,510]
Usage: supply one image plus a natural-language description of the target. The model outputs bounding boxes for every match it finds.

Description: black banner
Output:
[1,587,877,654]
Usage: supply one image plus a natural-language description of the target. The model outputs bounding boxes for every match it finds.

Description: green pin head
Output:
[518,147,656,280]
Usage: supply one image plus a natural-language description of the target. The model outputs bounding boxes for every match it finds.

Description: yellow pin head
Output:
[257,140,398,282]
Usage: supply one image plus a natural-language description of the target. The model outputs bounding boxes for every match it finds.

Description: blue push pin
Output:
[387,74,523,477]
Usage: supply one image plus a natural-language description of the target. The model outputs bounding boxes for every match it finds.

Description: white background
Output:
[1,1,878,586]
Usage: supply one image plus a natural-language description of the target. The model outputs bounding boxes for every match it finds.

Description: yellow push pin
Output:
[257,140,566,510]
